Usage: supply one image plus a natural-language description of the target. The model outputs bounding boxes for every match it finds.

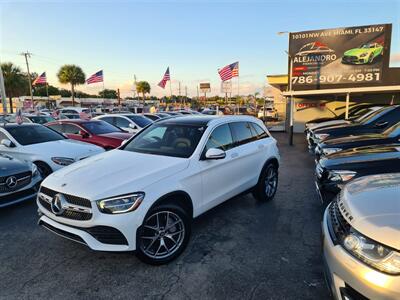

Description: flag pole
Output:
[102,70,105,107]
[237,75,240,115]
[46,82,49,109]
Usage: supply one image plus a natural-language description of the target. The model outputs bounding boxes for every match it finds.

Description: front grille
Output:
[39,186,92,221]
[327,198,351,244]
[0,186,38,206]
[0,171,32,193]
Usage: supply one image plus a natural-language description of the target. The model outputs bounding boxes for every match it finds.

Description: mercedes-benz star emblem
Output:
[51,193,66,215]
[5,176,17,188]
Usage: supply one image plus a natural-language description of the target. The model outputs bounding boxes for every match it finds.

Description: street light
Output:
[278,32,294,146]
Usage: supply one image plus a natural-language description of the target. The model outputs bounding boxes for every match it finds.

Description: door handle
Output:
[231,153,239,158]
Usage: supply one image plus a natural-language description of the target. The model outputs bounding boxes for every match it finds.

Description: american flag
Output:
[32,72,47,85]
[86,70,103,84]
[218,62,239,81]
[158,67,170,89]
[16,109,23,125]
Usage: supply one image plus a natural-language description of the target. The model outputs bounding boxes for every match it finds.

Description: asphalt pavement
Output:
[0,132,330,300]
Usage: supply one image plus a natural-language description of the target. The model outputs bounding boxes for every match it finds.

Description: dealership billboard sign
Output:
[199,82,211,93]
[288,24,392,89]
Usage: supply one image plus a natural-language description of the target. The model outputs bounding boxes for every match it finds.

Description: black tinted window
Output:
[115,117,130,128]
[205,124,233,151]
[64,124,81,134]
[230,122,254,146]
[82,121,121,134]
[126,115,152,127]
[47,124,62,133]
[99,117,113,124]
[6,125,65,145]
[124,124,205,158]
[250,123,269,139]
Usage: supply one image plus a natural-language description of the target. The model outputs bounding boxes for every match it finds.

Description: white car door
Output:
[197,123,239,212]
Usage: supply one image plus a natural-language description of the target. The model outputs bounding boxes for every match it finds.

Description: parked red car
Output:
[45,119,133,150]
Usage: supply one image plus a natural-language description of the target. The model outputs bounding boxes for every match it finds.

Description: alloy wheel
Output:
[139,211,185,259]
[264,167,278,198]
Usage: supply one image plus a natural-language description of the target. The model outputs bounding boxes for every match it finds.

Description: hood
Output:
[97,132,133,140]
[42,150,190,200]
[321,133,385,147]
[0,154,31,176]
[340,173,400,250]
[24,139,104,160]
[320,144,400,167]
[309,120,350,131]
[344,48,371,56]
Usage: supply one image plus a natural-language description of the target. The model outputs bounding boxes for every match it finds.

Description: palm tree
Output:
[1,62,28,113]
[136,81,151,106]
[57,65,86,106]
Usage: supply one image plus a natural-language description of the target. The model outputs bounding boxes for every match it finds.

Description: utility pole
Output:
[184,86,187,107]
[21,51,34,109]
[117,88,121,108]
[0,65,7,114]
[178,81,181,107]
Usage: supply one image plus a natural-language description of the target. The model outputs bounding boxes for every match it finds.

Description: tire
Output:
[136,204,191,265]
[368,54,374,64]
[252,163,278,201]
[34,161,53,178]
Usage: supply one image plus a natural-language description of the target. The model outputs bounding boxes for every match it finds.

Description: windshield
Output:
[82,121,122,134]
[125,115,152,128]
[28,116,55,124]
[123,123,206,158]
[6,125,65,146]
[383,122,400,137]
[360,106,396,125]
[353,107,380,123]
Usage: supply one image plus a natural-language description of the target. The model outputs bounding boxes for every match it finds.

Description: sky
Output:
[1,0,399,98]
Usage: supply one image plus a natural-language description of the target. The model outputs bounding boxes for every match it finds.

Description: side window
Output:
[229,122,254,146]
[63,124,81,135]
[0,131,7,141]
[250,123,269,140]
[204,124,233,152]
[47,124,62,133]
[115,117,130,128]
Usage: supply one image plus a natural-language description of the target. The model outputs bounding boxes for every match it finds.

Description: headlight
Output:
[360,52,369,57]
[322,147,342,156]
[343,228,400,275]
[51,157,75,166]
[328,170,356,182]
[31,164,39,177]
[315,133,330,141]
[96,192,145,214]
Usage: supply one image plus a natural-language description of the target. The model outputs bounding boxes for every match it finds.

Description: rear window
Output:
[125,115,152,128]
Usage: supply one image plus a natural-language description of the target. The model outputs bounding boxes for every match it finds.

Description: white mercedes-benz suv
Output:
[37,116,280,264]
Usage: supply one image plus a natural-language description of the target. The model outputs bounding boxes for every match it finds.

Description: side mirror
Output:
[1,139,13,148]
[120,139,128,148]
[205,148,226,160]
[129,123,138,130]
[79,130,89,138]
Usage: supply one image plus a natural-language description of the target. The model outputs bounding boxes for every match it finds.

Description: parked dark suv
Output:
[315,143,400,202]
[310,106,400,148]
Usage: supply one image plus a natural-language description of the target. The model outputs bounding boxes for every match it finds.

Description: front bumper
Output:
[322,207,400,300]
[0,174,42,208]
[341,56,368,65]
[37,193,143,252]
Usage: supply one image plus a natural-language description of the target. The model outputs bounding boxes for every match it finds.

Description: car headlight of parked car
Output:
[31,164,39,177]
[96,192,145,214]
[322,148,342,156]
[328,170,356,182]
[343,228,400,275]
[314,133,330,141]
[359,52,369,57]
[51,157,75,166]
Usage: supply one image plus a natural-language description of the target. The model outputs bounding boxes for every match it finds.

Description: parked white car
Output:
[59,107,91,115]
[37,116,280,264]
[0,123,104,177]
[323,173,400,300]
[93,114,153,134]
[258,107,278,120]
